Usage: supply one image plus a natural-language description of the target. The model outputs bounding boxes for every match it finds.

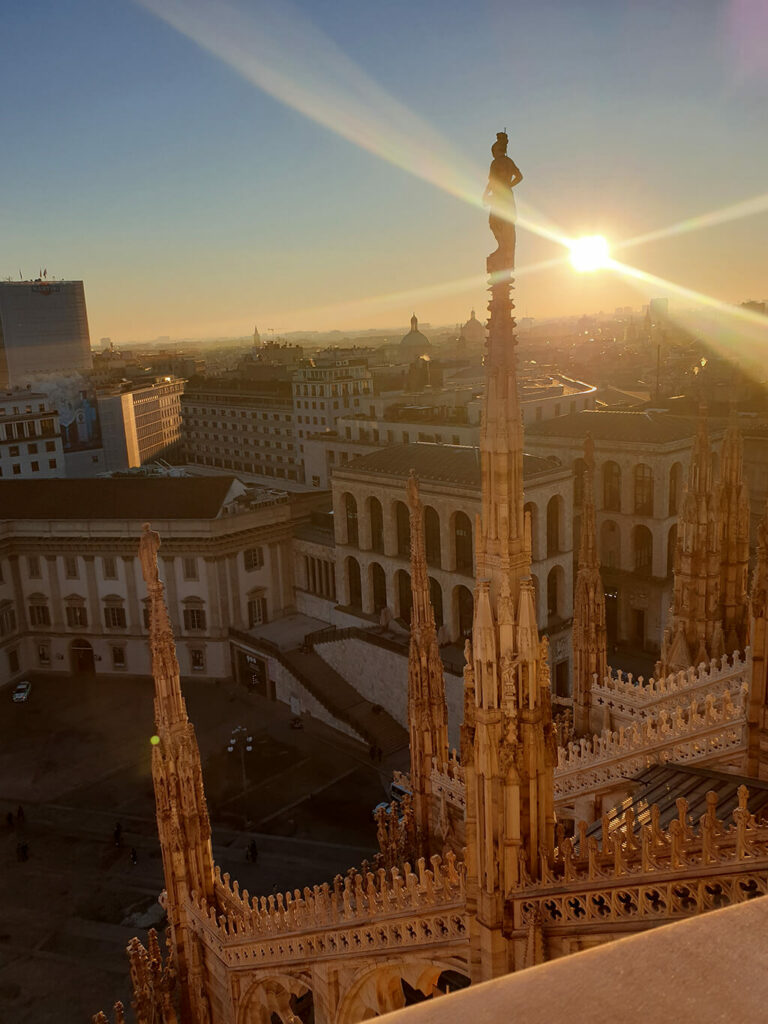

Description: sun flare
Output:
[569,235,611,272]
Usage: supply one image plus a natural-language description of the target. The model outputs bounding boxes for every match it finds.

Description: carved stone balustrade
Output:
[554,686,749,802]
[591,649,750,729]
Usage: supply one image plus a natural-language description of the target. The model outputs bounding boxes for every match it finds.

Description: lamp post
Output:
[227,725,253,826]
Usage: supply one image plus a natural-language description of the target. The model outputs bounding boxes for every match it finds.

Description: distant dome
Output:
[460,309,486,346]
[400,313,431,355]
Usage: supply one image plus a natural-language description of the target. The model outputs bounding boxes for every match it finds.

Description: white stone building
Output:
[303,375,596,489]
[524,408,724,657]
[306,442,575,696]
[0,477,325,685]
[96,377,185,472]
[0,391,65,479]
[182,376,300,481]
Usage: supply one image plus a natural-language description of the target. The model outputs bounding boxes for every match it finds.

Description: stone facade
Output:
[0,477,324,685]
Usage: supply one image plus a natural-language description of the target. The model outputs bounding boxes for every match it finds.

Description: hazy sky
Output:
[3,0,767,342]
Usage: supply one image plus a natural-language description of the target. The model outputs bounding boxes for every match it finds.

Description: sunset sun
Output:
[569,234,611,272]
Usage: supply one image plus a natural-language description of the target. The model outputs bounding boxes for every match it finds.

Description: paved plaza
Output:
[0,672,405,1022]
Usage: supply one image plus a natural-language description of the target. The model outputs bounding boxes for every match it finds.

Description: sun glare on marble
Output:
[569,235,611,272]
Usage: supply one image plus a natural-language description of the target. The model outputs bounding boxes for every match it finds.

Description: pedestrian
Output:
[16,805,24,823]
[130,847,138,865]
[16,841,28,862]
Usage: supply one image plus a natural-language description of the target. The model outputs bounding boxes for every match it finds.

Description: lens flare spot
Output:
[150,734,160,746]
[570,235,611,272]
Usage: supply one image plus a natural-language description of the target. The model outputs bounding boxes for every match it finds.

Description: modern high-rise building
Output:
[96,377,185,472]
[182,375,299,480]
[0,280,93,388]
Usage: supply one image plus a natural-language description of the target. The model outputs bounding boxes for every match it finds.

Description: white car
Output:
[12,681,31,703]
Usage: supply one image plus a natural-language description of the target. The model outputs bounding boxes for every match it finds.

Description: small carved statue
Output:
[483,131,523,268]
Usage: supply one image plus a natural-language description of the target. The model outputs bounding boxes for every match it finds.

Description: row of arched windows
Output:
[599,521,677,576]
[344,491,573,570]
[574,461,685,517]
[344,556,475,636]
[342,494,474,574]
[344,557,572,633]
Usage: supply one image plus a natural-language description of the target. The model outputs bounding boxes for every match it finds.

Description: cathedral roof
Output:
[400,313,431,351]
[338,442,559,487]
[459,309,486,344]
[526,409,706,445]
[585,763,768,847]
[0,476,240,520]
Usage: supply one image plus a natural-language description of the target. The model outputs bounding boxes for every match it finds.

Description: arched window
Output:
[573,457,587,508]
[668,462,683,517]
[547,566,564,622]
[603,461,621,512]
[369,497,384,553]
[346,556,362,609]
[633,525,653,576]
[524,501,538,560]
[454,512,473,573]
[396,569,412,624]
[182,597,207,632]
[424,506,441,568]
[546,495,563,557]
[667,523,677,576]
[345,493,359,547]
[247,590,268,626]
[429,577,444,627]
[103,595,127,630]
[634,464,654,515]
[455,585,474,639]
[600,520,620,569]
[395,501,410,558]
[28,593,50,628]
[370,562,387,612]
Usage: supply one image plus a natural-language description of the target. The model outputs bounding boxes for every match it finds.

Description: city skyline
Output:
[3,0,768,344]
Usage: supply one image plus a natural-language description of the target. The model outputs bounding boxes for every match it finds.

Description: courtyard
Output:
[0,672,401,1023]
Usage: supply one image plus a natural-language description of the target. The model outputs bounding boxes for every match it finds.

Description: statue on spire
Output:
[483,131,523,270]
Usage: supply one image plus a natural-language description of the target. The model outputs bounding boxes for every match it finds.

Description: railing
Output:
[554,686,749,801]
[188,854,467,967]
[430,754,466,812]
[509,785,768,934]
[592,649,750,723]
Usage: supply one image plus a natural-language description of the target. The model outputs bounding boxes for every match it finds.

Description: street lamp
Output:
[227,725,253,826]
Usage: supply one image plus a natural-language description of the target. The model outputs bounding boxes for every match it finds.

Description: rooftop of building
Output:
[335,442,561,487]
[0,279,81,286]
[0,476,243,520]
[183,374,292,395]
[96,376,186,396]
[525,408,709,444]
[0,390,51,400]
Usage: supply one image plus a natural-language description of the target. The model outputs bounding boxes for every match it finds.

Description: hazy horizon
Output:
[4,0,768,344]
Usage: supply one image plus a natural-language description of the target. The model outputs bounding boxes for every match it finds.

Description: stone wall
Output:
[313,635,463,749]
[267,656,364,743]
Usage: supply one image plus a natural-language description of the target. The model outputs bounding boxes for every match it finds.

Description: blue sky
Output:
[2,0,767,340]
